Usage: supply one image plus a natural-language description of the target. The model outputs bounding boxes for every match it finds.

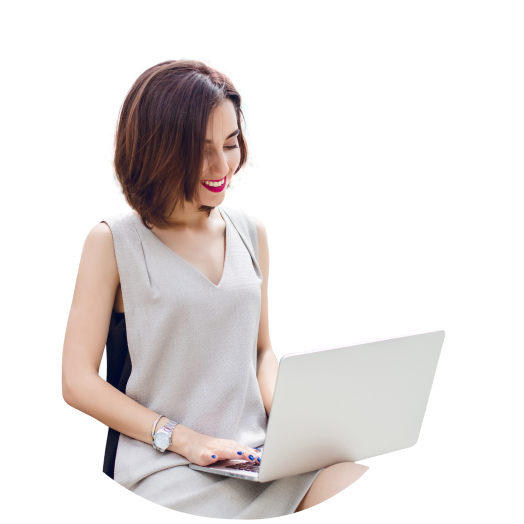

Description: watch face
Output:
[154,432,170,449]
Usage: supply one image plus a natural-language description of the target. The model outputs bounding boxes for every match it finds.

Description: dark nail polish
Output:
[237,451,243,455]
[248,455,254,460]
[257,457,261,462]
[212,455,217,458]
[254,448,261,451]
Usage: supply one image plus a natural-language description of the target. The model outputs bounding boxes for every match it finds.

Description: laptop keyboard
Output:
[225,462,260,472]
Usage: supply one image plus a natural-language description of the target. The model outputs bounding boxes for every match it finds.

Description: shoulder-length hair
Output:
[113,60,248,230]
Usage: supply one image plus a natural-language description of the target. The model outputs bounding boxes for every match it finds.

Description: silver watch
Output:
[152,419,178,452]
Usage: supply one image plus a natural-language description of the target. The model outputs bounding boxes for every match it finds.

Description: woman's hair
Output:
[113,60,248,230]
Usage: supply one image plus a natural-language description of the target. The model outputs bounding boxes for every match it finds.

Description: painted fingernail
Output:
[254,448,261,451]
[248,455,255,460]
[257,457,261,462]
[212,455,217,458]
[237,451,243,455]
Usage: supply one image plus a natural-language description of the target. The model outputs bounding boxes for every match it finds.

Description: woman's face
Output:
[199,99,241,206]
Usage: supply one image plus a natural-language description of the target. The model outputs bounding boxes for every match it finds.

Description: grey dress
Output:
[101,205,323,519]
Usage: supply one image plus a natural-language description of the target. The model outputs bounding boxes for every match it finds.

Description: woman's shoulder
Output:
[99,210,137,231]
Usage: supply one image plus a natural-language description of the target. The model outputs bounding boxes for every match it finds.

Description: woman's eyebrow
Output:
[205,129,240,143]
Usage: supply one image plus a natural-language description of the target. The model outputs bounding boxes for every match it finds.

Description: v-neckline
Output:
[132,206,229,289]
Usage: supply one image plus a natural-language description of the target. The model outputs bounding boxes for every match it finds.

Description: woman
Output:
[62,60,369,519]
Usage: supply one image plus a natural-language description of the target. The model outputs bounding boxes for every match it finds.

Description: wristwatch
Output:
[152,419,179,452]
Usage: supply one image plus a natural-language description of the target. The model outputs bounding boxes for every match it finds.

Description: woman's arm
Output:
[63,368,186,453]
[257,348,279,416]
[60,222,221,459]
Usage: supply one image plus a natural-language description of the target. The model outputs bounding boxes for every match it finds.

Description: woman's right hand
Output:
[172,423,262,466]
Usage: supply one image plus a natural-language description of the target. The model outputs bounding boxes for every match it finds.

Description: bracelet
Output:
[151,414,165,442]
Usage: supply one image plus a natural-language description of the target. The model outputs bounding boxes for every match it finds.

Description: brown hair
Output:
[113,60,248,230]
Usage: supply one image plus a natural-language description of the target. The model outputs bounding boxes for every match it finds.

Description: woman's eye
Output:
[204,145,238,156]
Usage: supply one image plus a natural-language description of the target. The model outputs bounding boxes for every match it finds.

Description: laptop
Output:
[188,329,445,483]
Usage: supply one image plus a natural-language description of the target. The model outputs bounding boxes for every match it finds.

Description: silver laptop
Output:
[188,329,445,483]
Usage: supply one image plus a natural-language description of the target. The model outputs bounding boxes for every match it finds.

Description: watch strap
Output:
[153,419,178,452]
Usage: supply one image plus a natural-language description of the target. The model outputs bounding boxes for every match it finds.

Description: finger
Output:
[243,447,262,463]
[233,449,253,461]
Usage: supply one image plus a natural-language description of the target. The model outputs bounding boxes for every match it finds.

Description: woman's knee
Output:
[295,462,369,512]
[316,462,369,497]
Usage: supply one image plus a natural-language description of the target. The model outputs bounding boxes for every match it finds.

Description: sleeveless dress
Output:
[101,205,324,519]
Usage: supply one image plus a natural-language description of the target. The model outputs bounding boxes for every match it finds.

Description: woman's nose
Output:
[210,154,229,176]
